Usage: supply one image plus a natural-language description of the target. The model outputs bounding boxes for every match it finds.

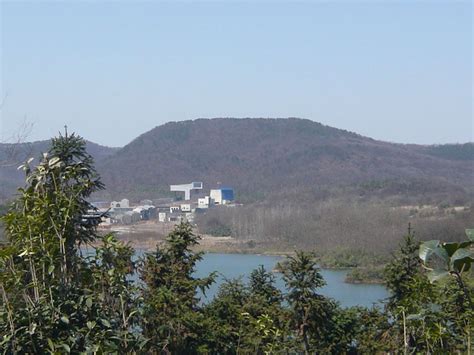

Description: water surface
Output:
[122,250,388,308]
[193,253,389,308]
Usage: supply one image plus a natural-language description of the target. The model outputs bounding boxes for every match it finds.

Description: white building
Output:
[198,196,213,209]
[110,199,130,208]
[170,206,180,213]
[170,182,203,201]
[210,188,234,205]
[180,204,191,212]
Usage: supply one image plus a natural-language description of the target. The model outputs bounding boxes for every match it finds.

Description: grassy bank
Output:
[344,266,385,284]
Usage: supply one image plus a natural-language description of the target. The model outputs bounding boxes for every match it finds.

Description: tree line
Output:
[196,200,472,256]
[0,133,472,353]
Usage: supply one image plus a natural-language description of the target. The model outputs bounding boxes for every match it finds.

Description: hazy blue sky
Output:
[1,1,472,147]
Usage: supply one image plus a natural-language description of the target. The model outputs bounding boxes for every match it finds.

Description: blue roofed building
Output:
[210,187,235,205]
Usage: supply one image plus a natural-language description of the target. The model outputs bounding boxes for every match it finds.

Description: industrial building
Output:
[110,199,130,209]
[170,181,203,201]
[99,182,235,226]
[210,187,235,205]
[198,196,214,209]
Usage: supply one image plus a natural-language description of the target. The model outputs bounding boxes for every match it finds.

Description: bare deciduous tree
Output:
[0,94,34,167]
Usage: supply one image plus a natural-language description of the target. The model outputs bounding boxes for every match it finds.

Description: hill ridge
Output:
[0,118,472,203]
[97,118,474,202]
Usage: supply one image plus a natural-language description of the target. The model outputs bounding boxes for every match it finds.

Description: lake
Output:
[192,253,389,308]
[90,248,389,308]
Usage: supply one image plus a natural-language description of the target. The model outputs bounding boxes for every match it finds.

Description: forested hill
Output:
[0,140,118,200]
[97,118,473,203]
[0,118,473,203]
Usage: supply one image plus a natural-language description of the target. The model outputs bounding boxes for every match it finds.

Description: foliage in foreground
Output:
[0,132,472,354]
[0,133,146,353]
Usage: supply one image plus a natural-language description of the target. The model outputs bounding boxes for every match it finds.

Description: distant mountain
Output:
[0,118,472,204]
[0,140,118,200]
[423,143,474,161]
[95,118,473,203]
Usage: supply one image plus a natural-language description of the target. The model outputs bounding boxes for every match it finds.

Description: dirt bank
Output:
[98,221,290,255]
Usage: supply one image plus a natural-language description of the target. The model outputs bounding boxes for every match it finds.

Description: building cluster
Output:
[92,182,234,226]
[92,199,157,225]
[170,182,234,206]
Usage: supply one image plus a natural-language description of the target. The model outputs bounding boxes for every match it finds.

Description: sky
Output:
[0,1,472,147]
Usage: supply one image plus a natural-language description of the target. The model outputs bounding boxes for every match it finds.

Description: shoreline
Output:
[100,223,386,285]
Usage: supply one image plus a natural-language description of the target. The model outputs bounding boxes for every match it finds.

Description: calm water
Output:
[194,253,388,308]
[88,249,389,308]
[123,251,388,309]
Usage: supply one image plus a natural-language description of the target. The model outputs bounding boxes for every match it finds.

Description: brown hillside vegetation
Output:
[97,118,473,203]
[1,119,472,257]
[0,118,472,204]
[195,199,473,256]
